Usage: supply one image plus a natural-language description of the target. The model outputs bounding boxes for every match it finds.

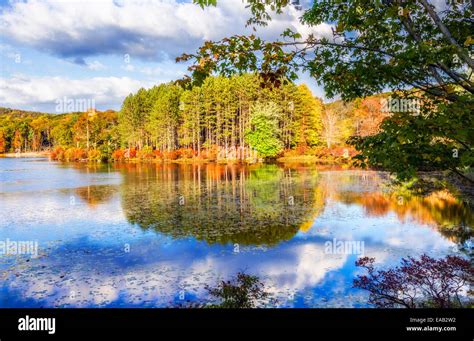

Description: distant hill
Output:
[0,107,116,117]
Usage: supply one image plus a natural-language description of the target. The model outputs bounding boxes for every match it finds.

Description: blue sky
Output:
[0,0,332,113]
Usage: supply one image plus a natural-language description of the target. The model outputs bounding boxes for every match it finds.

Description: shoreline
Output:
[1,153,470,203]
[0,152,50,158]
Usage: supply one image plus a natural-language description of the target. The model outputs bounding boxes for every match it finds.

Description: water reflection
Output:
[73,185,117,207]
[118,163,472,245]
[337,190,473,243]
[0,158,471,308]
[119,163,324,245]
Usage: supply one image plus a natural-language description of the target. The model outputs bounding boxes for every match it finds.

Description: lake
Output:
[0,157,472,307]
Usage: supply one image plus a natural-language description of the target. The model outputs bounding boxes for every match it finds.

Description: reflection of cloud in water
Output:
[262,244,347,292]
[1,239,349,307]
[1,220,456,308]
[0,199,460,307]
[0,159,469,308]
[0,190,126,242]
[307,201,455,255]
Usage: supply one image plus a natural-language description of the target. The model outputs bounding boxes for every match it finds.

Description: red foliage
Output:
[125,147,137,159]
[72,148,87,161]
[137,148,154,160]
[153,150,163,159]
[163,150,178,160]
[295,144,309,156]
[176,148,196,159]
[354,254,473,308]
[201,145,219,161]
[50,147,65,160]
[112,149,125,161]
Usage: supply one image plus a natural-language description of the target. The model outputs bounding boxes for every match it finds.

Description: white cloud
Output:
[0,0,333,110]
[0,74,154,111]
[0,0,333,61]
[121,64,135,72]
[87,60,106,71]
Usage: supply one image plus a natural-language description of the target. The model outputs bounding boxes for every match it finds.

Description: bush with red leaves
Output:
[163,150,178,160]
[111,149,125,161]
[354,254,473,308]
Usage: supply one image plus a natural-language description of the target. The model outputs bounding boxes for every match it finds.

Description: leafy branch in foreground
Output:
[353,254,474,308]
[183,1,474,181]
[205,272,273,308]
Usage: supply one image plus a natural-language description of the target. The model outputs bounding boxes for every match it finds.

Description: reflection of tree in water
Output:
[119,163,324,246]
[74,185,117,207]
[338,190,473,243]
[60,162,114,174]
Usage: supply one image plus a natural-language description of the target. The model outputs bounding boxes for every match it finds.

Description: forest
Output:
[0,74,389,163]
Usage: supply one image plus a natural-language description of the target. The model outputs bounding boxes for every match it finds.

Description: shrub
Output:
[98,145,113,162]
[63,147,87,161]
[50,147,65,161]
[295,144,309,155]
[201,145,219,161]
[137,145,154,160]
[74,148,87,161]
[176,148,195,159]
[128,147,137,158]
[354,254,473,308]
[111,149,125,161]
[153,149,163,160]
[163,150,178,160]
[87,149,102,162]
[205,272,272,308]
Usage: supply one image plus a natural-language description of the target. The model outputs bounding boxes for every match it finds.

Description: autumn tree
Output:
[354,254,473,308]
[321,101,354,148]
[185,0,474,181]
[293,84,324,147]
[352,96,389,137]
[0,130,5,153]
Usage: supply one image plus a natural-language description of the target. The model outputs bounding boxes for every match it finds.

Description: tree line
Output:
[118,74,326,159]
[0,74,389,162]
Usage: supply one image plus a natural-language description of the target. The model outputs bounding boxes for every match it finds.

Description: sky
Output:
[0,0,334,113]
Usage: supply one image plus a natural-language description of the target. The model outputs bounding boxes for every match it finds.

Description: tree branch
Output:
[419,0,474,70]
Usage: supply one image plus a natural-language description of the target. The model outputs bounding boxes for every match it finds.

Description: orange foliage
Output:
[123,147,137,158]
[50,146,65,160]
[0,131,4,153]
[13,130,22,151]
[63,148,87,161]
[354,97,389,137]
[200,145,219,161]
[176,148,196,159]
[111,149,125,161]
[295,144,309,155]
[153,150,163,159]
[51,147,88,161]
[137,148,154,160]
[163,150,178,160]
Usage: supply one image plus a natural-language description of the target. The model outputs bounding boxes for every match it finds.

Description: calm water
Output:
[0,157,472,308]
